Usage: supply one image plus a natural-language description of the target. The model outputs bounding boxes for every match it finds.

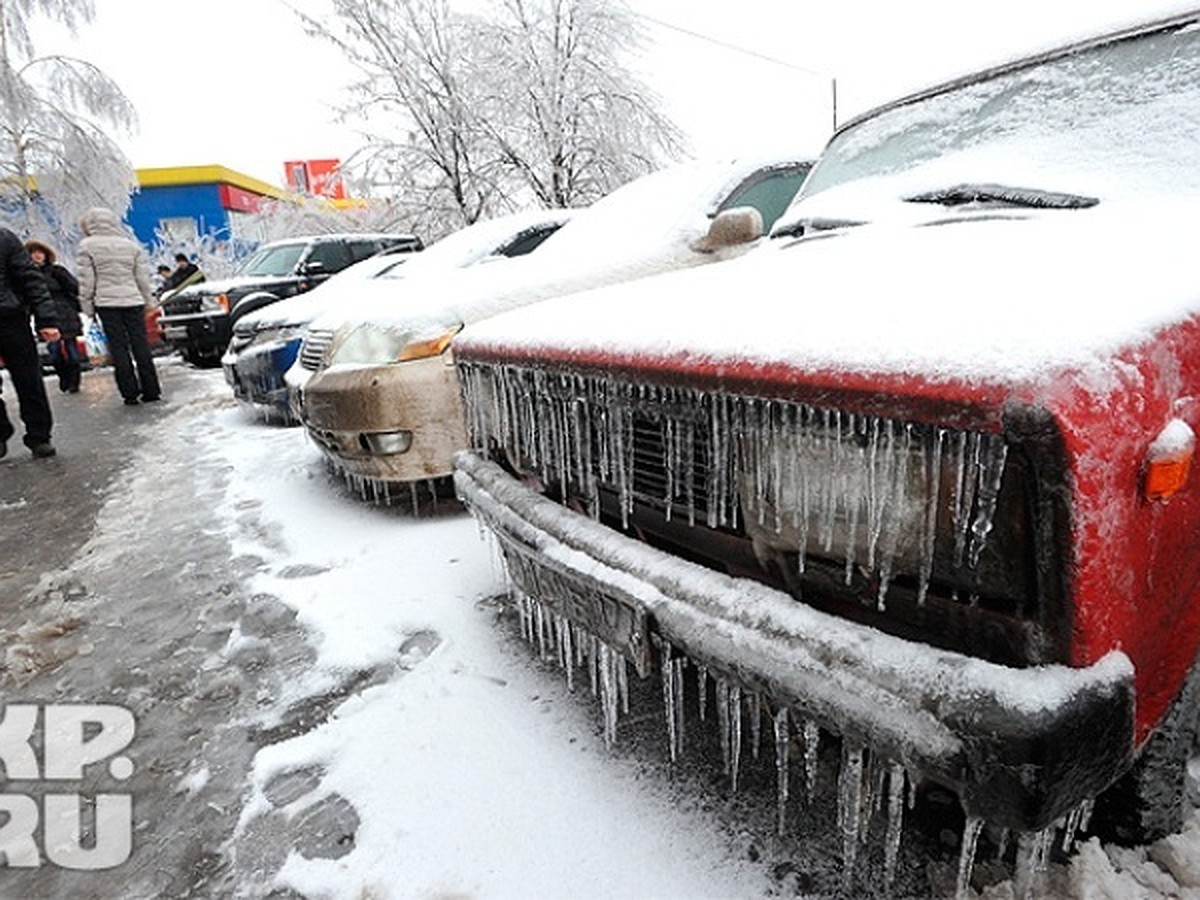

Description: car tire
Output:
[1090,653,1200,845]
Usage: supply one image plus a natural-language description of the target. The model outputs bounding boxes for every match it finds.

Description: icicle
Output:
[952,432,981,569]
[955,816,985,900]
[618,655,630,716]
[837,741,865,891]
[967,438,1009,568]
[994,827,1010,861]
[803,720,820,802]
[729,683,743,793]
[598,644,619,747]
[1077,797,1095,833]
[749,693,762,761]
[562,619,575,693]
[860,752,885,837]
[587,634,599,697]
[660,650,685,763]
[1060,805,1081,852]
[883,763,906,893]
[661,650,678,762]
[918,427,945,606]
[672,658,685,757]
[774,708,790,836]
[716,680,731,776]
[697,664,709,721]
[1013,829,1052,900]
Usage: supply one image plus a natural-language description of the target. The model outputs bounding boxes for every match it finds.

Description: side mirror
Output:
[692,207,764,254]
[301,260,328,276]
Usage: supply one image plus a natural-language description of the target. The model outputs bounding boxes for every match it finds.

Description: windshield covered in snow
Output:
[788,16,1200,220]
[378,210,570,280]
[236,242,307,277]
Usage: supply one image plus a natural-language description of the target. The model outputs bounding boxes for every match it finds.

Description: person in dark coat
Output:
[26,239,84,393]
[159,253,204,296]
[0,227,59,458]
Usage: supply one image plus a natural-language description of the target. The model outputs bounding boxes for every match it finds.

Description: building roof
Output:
[135,165,289,201]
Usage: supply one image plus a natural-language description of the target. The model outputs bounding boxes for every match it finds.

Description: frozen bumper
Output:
[453,451,1136,833]
[223,339,300,414]
[298,356,468,483]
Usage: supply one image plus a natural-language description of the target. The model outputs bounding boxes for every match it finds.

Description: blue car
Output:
[221,208,574,423]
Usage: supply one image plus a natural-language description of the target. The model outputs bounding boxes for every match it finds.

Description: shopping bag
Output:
[85,317,110,367]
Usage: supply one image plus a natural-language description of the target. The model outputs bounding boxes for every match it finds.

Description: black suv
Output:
[158,232,422,366]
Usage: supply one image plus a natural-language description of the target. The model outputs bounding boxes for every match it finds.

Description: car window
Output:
[305,241,354,273]
[237,243,306,277]
[492,223,566,258]
[798,21,1200,205]
[717,165,812,231]
[347,241,383,263]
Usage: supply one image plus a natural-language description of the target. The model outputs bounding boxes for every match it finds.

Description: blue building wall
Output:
[126,183,231,247]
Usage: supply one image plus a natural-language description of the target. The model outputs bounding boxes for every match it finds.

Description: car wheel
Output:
[1090,655,1200,844]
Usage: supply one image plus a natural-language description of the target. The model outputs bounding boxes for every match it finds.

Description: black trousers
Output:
[0,313,53,446]
[97,307,161,401]
[48,337,83,392]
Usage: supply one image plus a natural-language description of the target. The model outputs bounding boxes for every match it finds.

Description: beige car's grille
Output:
[299,328,335,371]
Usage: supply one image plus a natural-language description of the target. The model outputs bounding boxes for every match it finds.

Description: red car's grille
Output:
[461,362,1068,666]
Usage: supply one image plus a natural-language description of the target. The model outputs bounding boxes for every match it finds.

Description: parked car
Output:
[223,209,574,422]
[450,8,1200,889]
[290,156,812,500]
[158,232,422,366]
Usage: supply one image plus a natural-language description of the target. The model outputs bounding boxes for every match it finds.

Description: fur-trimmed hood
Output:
[78,207,127,238]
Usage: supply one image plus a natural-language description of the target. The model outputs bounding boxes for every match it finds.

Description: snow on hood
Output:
[457,200,1200,393]
[306,157,799,339]
[236,254,412,331]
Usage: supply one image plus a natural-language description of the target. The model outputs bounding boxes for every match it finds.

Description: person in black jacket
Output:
[0,227,59,458]
[27,239,83,393]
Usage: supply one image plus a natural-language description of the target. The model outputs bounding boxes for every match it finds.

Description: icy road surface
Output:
[1,361,1198,898]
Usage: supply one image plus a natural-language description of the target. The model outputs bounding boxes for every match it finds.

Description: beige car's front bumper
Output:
[298,354,467,483]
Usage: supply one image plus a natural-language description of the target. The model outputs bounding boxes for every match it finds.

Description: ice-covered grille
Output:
[461,362,1014,612]
[299,328,334,371]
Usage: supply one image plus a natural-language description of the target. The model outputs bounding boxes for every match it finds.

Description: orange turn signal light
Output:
[217,294,231,313]
[1144,421,1195,501]
[397,328,459,362]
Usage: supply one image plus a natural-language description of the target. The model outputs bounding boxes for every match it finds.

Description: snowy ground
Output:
[5,364,1200,898]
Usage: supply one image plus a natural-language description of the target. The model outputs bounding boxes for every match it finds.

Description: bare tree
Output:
[242,194,420,243]
[483,0,683,207]
[297,0,509,239]
[0,0,137,251]
[297,0,682,239]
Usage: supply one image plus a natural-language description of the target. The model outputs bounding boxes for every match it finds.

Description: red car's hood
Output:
[458,201,1200,431]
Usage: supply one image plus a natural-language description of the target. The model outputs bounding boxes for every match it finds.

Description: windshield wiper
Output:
[904,183,1099,209]
[771,217,865,239]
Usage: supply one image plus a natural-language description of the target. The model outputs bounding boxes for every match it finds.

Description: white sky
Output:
[29,0,1196,187]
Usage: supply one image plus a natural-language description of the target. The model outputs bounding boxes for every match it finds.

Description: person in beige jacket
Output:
[77,207,161,405]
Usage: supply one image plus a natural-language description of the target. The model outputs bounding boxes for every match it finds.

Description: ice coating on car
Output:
[454,451,1131,894]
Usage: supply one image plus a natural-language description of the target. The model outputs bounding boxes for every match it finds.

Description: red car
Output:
[452,8,1200,890]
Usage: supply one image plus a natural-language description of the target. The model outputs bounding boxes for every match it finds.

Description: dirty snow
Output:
[119,370,1195,899]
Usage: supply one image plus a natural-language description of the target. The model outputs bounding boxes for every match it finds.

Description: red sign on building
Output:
[284,159,347,200]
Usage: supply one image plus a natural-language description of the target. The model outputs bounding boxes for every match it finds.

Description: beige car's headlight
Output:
[331,322,462,366]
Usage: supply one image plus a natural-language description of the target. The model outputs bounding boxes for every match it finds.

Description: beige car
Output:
[289,156,813,501]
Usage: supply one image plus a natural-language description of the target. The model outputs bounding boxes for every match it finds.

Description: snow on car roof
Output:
[308,156,806,335]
